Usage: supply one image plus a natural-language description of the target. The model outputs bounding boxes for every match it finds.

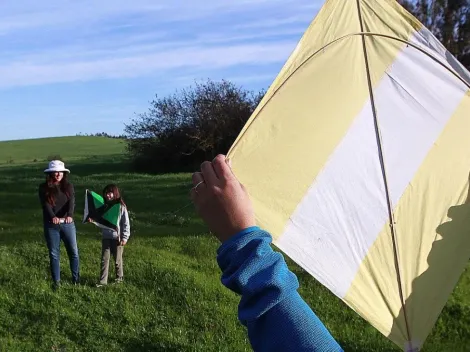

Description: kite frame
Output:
[230,28,470,155]
[355,1,412,349]
[228,12,470,351]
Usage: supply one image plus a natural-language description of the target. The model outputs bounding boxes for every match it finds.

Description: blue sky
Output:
[0,0,322,141]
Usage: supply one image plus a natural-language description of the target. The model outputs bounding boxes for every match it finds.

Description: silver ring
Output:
[193,181,205,193]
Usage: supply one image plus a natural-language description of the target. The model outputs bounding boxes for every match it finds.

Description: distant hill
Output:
[0,136,126,165]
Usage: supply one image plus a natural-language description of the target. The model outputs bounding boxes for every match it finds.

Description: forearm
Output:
[217,228,343,352]
[44,204,56,219]
[38,187,56,219]
[67,185,75,217]
[120,208,130,241]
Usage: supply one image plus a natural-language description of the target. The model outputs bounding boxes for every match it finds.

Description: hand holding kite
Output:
[190,154,256,243]
[83,189,121,232]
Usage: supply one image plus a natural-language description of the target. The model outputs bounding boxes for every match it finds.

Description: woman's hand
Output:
[190,154,256,243]
[52,217,60,224]
[65,216,73,224]
[120,240,127,246]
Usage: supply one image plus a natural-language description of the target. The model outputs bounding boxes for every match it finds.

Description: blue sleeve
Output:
[217,227,343,352]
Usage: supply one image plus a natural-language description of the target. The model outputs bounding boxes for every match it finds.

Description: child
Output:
[94,184,130,287]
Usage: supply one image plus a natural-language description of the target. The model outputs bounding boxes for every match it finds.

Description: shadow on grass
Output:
[0,155,129,178]
[66,155,132,176]
[123,339,186,352]
[336,340,397,352]
[0,157,206,245]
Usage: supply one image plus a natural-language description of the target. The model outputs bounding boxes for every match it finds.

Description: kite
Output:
[227,0,470,351]
[82,189,121,232]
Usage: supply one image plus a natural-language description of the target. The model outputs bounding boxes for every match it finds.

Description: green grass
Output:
[0,136,125,165]
[0,136,468,351]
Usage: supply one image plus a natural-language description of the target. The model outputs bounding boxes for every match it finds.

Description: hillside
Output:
[0,137,468,351]
[0,136,126,165]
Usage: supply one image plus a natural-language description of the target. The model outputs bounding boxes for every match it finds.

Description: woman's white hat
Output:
[44,160,70,174]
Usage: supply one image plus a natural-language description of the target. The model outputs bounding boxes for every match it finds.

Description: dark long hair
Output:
[44,173,71,206]
[103,184,126,207]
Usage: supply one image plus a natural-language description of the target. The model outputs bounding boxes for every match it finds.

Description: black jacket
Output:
[38,182,75,223]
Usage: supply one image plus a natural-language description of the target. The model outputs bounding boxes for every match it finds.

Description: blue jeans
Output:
[44,222,80,284]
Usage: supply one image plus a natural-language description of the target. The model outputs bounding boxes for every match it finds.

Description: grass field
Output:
[0,136,468,351]
[0,136,125,165]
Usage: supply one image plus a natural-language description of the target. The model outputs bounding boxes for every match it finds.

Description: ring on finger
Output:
[193,181,205,193]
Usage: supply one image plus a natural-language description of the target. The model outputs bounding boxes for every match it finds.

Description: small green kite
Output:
[82,189,121,231]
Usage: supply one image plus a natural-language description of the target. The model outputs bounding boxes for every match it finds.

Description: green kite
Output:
[82,189,121,232]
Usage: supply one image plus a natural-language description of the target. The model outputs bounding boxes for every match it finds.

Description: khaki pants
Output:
[99,239,123,284]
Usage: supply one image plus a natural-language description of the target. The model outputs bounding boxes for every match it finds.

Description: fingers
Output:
[191,172,205,198]
[192,172,205,187]
[212,155,235,181]
[191,172,205,203]
[201,161,218,186]
[191,154,235,201]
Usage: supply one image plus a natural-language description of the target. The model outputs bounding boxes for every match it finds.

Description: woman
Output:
[38,160,80,289]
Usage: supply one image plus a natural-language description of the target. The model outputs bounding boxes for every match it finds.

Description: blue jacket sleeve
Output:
[217,227,343,352]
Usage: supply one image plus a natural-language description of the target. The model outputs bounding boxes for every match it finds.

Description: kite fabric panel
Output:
[227,0,470,351]
[82,189,121,232]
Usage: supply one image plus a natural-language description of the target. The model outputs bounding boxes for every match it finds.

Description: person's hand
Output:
[190,154,256,243]
[52,217,60,224]
[120,240,127,246]
[87,218,93,223]
[65,216,73,224]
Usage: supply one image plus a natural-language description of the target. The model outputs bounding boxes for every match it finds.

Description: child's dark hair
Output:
[102,184,126,207]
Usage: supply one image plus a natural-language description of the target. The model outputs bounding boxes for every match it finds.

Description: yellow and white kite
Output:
[227,0,470,351]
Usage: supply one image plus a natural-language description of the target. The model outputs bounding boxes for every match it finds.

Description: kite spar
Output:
[227,0,470,350]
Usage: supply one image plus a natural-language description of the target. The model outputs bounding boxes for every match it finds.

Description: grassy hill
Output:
[0,137,468,351]
[0,136,126,165]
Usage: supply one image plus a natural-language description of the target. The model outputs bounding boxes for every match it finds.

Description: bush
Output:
[124,79,264,173]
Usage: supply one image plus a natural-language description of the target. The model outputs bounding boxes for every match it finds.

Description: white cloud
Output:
[0,0,313,34]
[0,0,323,88]
[234,14,316,30]
[0,42,294,88]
